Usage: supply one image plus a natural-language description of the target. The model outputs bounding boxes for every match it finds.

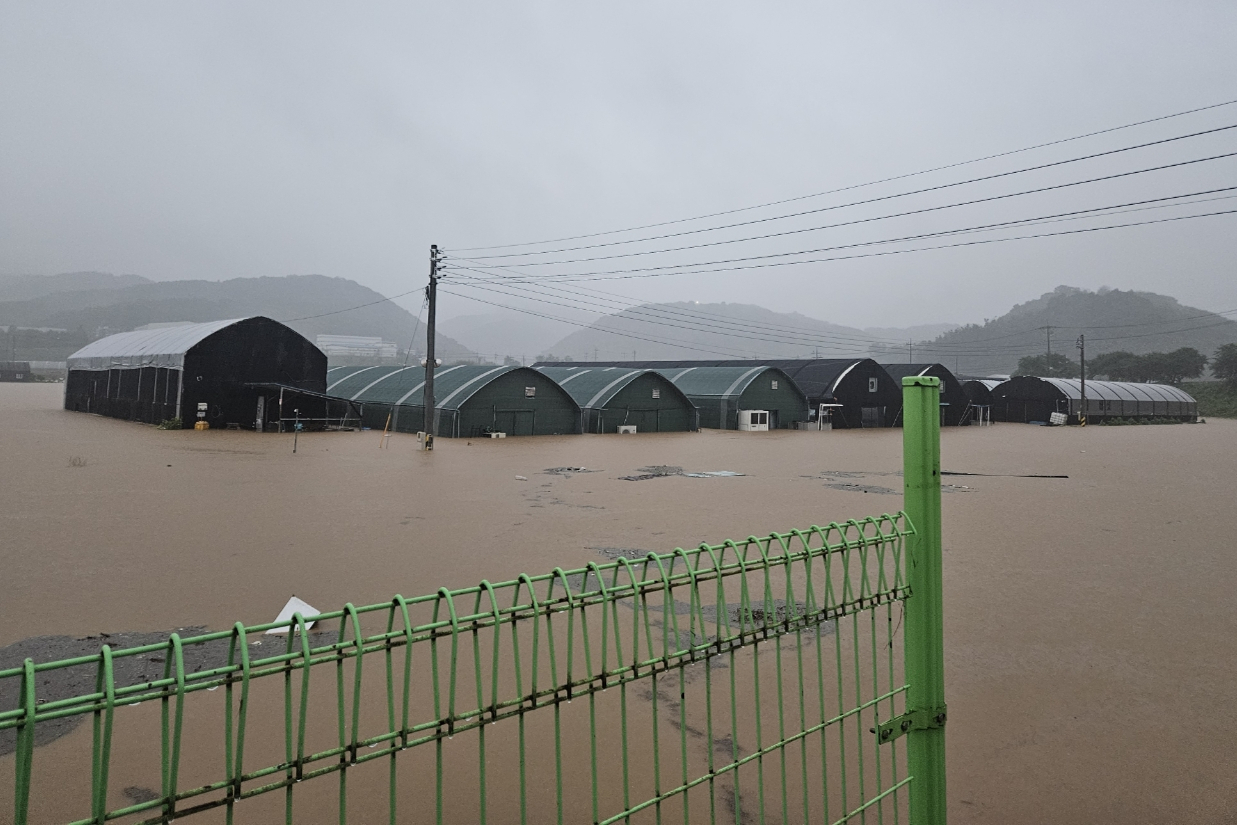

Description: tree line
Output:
[1015,344,1237,386]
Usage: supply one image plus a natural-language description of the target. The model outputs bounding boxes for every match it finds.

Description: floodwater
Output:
[2,382,1237,823]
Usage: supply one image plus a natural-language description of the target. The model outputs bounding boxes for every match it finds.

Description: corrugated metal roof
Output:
[1036,377,1196,404]
[880,363,937,380]
[325,364,554,410]
[66,318,249,370]
[662,366,795,400]
[534,366,693,410]
[532,358,887,401]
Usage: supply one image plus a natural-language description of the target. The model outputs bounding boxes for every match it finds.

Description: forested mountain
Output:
[0,273,473,361]
[916,286,1237,376]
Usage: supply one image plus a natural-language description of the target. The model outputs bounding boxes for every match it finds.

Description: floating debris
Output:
[265,596,319,634]
[618,465,683,481]
[543,467,599,477]
[823,482,898,495]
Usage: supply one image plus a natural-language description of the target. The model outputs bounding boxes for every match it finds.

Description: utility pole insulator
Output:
[423,245,440,451]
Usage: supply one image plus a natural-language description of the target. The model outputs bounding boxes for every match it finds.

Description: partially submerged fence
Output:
[2,377,947,824]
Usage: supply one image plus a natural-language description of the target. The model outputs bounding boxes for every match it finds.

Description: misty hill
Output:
[863,323,959,342]
[919,286,1237,376]
[0,273,474,361]
[440,306,601,363]
[541,302,892,361]
[0,271,151,303]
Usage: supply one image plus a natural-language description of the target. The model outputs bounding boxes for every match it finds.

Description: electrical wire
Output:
[442,203,1237,285]
[441,190,1237,353]
[447,149,1237,270]
[441,280,1237,363]
[444,260,1237,357]
[449,97,1237,252]
[283,286,424,323]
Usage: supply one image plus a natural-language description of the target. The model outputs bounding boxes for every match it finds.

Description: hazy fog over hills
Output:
[0,271,152,303]
[539,302,905,361]
[908,286,1237,376]
[4,272,1233,374]
[439,306,601,365]
[0,273,474,361]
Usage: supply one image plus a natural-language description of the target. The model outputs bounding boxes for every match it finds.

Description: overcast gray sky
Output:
[2,2,1235,328]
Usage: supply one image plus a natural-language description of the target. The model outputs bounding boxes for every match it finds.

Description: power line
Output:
[447,186,1237,290]
[445,254,1237,358]
[283,286,423,323]
[437,287,759,359]
[442,278,1237,363]
[444,203,1237,285]
[449,97,1237,252]
[449,150,1237,270]
[443,187,1237,351]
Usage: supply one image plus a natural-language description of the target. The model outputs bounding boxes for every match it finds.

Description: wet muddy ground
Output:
[3,383,1237,823]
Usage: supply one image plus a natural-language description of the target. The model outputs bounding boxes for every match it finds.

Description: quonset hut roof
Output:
[533,359,878,401]
[660,365,790,399]
[534,366,693,410]
[67,318,250,370]
[326,364,559,410]
[880,363,971,425]
[1028,377,1195,405]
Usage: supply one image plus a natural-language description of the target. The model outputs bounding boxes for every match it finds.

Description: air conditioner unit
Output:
[490,432,507,438]
[617,425,637,434]
[738,410,769,431]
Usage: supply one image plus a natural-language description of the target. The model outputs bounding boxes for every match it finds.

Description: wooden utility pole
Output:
[423,245,440,450]
[1076,334,1087,426]
[1043,325,1054,374]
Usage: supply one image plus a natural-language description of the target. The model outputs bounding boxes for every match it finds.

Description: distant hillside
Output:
[0,273,474,361]
[863,323,959,342]
[0,271,151,303]
[441,306,600,363]
[920,286,1237,376]
[541,302,884,361]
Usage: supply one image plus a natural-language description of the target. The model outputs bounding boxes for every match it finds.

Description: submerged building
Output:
[881,363,972,426]
[534,366,697,432]
[657,366,807,430]
[64,317,327,428]
[1,361,33,382]
[535,358,895,428]
[990,377,1198,423]
[326,364,580,437]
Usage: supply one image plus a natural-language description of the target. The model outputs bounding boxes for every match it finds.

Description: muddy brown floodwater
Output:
[2,382,1237,823]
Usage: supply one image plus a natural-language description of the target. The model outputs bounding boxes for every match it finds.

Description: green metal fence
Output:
[2,378,946,824]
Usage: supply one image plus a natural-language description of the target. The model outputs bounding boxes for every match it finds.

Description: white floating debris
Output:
[265,596,320,634]
[515,475,528,481]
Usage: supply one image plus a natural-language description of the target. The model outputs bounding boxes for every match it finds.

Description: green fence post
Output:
[902,375,947,824]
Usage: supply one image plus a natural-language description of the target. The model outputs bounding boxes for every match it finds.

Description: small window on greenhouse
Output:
[868,378,878,392]
[771,379,779,390]
[652,388,660,399]
[525,386,536,397]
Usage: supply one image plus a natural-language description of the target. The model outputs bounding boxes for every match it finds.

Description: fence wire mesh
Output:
[2,514,912,825]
